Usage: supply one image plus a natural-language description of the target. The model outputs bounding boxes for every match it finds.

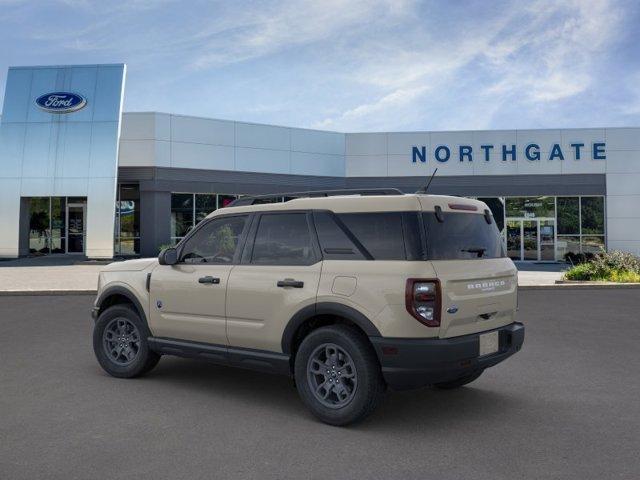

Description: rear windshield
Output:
[422,212,505,260]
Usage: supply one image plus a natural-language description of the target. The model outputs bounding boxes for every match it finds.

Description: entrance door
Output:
[540,220,555,261]
[522,220,538,261]
[506,220,522,261]
[505,218,556,261]
[66,204,86,254]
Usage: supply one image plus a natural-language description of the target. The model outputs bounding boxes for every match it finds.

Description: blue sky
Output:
[1,0,639,131]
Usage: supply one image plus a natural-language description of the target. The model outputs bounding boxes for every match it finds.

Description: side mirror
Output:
[158,247,178,266]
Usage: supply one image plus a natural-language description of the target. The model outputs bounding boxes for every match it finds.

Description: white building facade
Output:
[1,64,639,260]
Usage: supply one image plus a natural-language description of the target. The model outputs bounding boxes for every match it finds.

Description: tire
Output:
[93,304,160,378]
[294,325,385,426]
[433,370,483,390]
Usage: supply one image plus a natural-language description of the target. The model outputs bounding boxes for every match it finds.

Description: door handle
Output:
[277,279,304,288]
[198,276,220,285]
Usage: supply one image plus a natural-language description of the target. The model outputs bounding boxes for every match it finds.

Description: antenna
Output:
[416,168,438,194]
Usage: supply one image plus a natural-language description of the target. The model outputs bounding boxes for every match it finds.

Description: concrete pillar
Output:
[139,189,171,258]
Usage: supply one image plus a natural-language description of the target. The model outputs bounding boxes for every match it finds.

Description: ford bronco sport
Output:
[92,189,524,426]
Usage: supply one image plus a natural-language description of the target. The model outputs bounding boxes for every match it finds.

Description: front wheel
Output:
[294,325,385,426]
[93,304,160,378]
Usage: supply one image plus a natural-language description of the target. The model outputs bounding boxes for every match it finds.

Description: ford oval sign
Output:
[35,92,87,114]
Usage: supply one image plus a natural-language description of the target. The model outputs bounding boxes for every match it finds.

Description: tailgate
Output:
[431,258,518,338]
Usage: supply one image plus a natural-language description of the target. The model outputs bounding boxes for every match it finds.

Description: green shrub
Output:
[564,263,595,281]
[591,250,640,274]
[563,250,640,282]
[608,270,640,283]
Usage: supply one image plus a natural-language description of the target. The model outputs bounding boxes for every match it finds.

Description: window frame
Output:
[175,213,253,265]
[241,210,322,266]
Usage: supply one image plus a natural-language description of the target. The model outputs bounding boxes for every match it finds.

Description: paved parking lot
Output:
[1,290,639,479]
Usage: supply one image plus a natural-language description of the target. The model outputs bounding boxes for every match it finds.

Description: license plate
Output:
[479,331,499,356]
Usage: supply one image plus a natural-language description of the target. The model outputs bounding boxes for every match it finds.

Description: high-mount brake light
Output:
[448,203,478,211]
[405,279,441,327]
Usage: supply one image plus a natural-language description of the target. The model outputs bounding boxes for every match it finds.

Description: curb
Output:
[0,290,97,296]
[520,283,640,290]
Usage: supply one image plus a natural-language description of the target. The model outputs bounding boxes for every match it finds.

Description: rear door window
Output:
[251,213,317,265]
[422,212,505,260]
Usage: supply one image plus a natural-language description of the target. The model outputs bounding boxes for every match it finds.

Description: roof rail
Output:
[227,188,404,207]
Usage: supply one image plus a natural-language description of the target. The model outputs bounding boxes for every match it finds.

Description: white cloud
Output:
[0,0,631,130]
[314,0,625,130]
[189,0,415,69]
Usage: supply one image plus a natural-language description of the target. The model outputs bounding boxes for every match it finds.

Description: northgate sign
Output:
[411,142,606,163]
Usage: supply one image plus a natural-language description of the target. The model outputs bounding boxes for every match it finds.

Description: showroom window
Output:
[28,196,87,255]
[170,193,242,244]
[486,195,605,260]
[556,196,605,257]
[114,184,140,255]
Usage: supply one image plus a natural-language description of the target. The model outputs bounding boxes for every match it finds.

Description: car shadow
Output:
[127,356,525,431]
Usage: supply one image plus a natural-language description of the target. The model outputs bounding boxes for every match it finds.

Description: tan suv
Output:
[91,189,524,425]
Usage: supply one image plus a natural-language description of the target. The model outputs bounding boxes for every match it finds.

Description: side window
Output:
[251,213,315,265]
[313,211,365,260]
[337,212,406,260]
[180,215,247,264]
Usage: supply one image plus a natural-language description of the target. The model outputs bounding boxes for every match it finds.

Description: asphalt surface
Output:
[1,290,639,480]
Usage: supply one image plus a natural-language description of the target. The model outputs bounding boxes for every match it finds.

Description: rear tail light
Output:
[405,279,441,327]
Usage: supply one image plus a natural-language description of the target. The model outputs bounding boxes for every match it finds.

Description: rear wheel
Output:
[93,304,160,378]
[294,325,385,426]
[433,370,483,389]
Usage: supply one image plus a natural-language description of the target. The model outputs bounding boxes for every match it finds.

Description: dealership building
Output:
[1,63,639,261]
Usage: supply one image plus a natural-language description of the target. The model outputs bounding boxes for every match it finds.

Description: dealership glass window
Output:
[581,197,605,234]
[50,197,67,254]
[171,194,194,243]
[503,195,606,260]
[195,194,217,224]
[581,235,605,254]
[505,196,555,219]
[218,194,238,208]
[29,197,51,254]
[556,236,581,260]
[115,184,140,256]
[557,197,579,235]
[170,193,239,244]
[28,196,86,255]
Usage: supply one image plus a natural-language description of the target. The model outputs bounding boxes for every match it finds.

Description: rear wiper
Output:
[461,247,486,258]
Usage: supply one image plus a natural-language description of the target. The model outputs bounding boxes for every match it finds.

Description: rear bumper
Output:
[370,322,525,390]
